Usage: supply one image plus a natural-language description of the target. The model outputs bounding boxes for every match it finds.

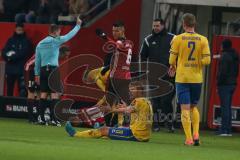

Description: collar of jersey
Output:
[186,31,195,34]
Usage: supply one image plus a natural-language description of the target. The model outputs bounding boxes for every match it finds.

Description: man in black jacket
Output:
[140,18,175,132]
[2,23,32,97]
[217,39,239,136]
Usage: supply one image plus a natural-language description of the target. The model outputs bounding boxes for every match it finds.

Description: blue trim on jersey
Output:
[167,32,175,36]
[176,83,202,105]
[108,127,138,141]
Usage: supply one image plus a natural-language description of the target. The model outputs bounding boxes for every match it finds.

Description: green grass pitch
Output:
[0,118,240,160]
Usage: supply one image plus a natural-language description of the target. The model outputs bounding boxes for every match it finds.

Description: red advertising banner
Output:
[208,35,240,129]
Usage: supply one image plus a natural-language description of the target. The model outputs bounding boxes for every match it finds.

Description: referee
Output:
[34,17,82,126]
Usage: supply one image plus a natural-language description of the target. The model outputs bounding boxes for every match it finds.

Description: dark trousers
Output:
[105,78,130,127]
[218,85,236,134]
[6,74,26,97]
[106,78,131,105]
[152,89,175,127]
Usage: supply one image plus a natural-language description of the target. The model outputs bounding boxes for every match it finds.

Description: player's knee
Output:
[99,127,109,136]
[27,91,35,99]
[51,93,60,99]
[40,92,48,99]
[190,104,197,108]
[181,104,191,110]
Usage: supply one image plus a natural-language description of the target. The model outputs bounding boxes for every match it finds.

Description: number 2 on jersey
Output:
[188,41,195,61]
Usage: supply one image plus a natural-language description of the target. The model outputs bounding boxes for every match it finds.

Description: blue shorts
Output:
[108,127,138,141]
[176,83,202,105]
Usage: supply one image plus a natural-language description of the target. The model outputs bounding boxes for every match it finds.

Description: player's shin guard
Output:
[191,106,200,138]
[181,109,192,141]
[74,129,102,138]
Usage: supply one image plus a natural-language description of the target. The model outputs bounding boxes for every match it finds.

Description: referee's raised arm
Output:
[54,17,82,45]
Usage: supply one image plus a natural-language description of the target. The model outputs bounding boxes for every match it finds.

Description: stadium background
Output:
[0,0,240,129]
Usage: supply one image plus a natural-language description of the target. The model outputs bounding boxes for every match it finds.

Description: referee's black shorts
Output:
[40,65,58,93]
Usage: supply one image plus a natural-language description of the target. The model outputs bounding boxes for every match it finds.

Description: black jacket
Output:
[217,49,239,86]
[2,33,32,75]
[140,29,174,66]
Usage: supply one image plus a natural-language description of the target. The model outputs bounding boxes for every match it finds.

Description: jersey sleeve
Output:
[34,47,41,76]
[54,25,81,45]
[169,35,179,65]
[201,37,211,65]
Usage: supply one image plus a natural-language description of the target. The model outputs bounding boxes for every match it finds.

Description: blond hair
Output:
[182,13,196,28]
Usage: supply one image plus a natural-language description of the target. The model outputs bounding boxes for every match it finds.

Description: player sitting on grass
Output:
[65,81,153,142]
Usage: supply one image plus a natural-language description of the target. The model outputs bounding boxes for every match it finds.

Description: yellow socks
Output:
[74,129,102,138]
[96,96,107,106]
[181,109,192,141]
[191,106,200,138]
[118,113,124,127]
[95,78,106,92]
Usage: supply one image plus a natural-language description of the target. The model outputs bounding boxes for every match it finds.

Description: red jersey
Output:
[110,39,134,79]
[25,55,35,72]
[24,55,35,83]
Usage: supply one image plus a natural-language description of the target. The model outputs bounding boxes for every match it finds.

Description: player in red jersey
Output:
[101,21,137,126]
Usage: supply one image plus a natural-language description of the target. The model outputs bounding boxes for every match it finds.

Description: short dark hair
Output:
[222,39,232,49]
[49,24,60,34]
[182,13,196,27]
[113,20,125,27]
[16,23,24,28]
[153,18,165,25]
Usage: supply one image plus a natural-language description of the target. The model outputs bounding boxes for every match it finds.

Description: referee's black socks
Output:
[39,99,48,122]
[27,99,35,123]
[50,99,60,122]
